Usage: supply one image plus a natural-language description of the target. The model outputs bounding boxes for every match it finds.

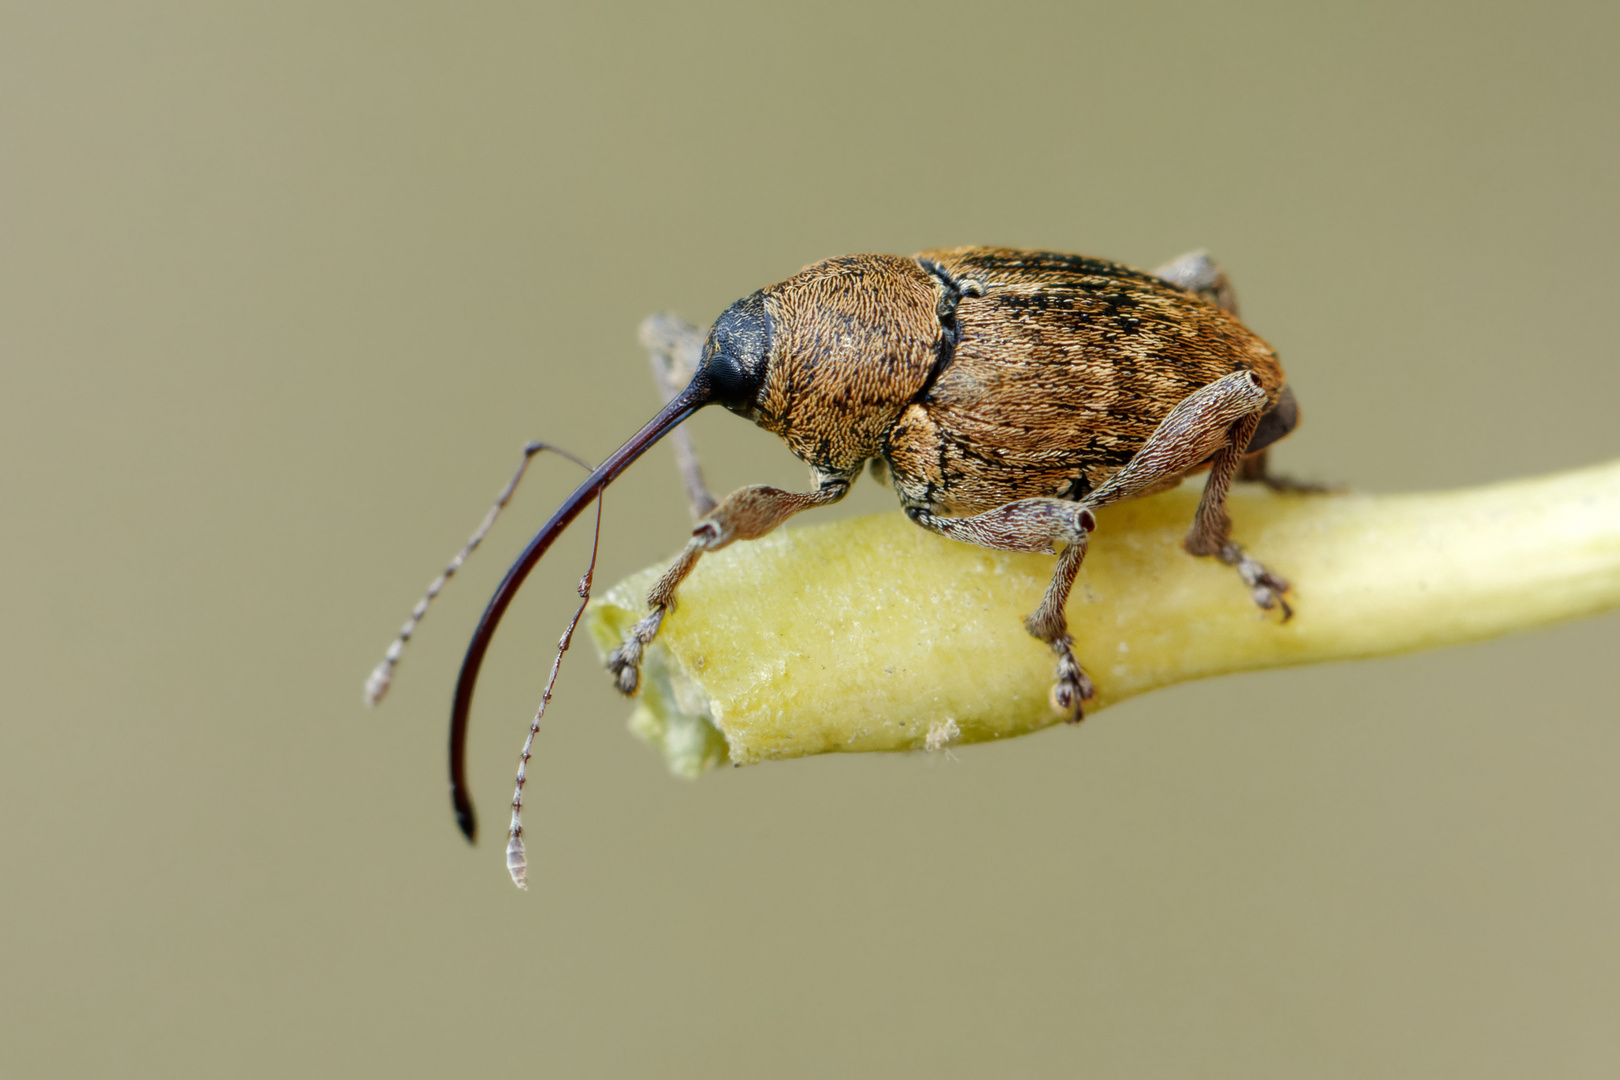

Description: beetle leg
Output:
[1085,371,1271,508]
[639,312,718,520]
[906,499,1099,722]
[1028,538,1096,722]
[364,440,593,708]
[1153,250,1239,316]
[1239,448,1335,494]
[606,469,855,694]
[1237,448,1272,484]
[1079,370,1294,619]
[1182,411,1295,619]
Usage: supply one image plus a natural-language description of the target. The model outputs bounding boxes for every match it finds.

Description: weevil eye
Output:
[701,290,771,415]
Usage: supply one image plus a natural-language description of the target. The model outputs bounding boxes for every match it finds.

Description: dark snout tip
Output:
[454,795,477,844]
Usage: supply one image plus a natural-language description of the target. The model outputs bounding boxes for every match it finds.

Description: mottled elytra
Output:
[369,247,1301,879]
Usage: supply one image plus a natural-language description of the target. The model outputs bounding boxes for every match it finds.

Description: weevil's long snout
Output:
[449,377,714,842]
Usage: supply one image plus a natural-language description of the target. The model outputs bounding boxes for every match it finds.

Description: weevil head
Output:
[700,290,772,418]
[703,255,946,474]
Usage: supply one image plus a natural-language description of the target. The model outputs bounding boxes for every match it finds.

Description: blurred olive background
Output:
[3,2,1618,1076]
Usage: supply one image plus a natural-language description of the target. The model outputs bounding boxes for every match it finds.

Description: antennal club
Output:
[506,490,605,890]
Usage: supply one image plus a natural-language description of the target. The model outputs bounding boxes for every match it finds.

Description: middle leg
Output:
[907,498,1099,721]
[1153,249,1240,316]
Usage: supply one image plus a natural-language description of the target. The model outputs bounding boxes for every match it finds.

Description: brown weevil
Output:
[369,247,1300,866]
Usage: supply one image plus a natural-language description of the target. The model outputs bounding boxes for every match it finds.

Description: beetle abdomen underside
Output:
[886,247,1287,514]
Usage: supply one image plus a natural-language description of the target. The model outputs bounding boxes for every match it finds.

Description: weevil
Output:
[370,247,1301,858]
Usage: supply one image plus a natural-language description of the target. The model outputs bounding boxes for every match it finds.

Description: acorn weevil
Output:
[370,247,1301,852]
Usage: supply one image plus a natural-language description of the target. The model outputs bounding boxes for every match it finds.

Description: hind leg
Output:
[1183,414,1294,619]
[1238,447,1335,495]
[894,372,1292,719]
[1084,370,1294,618]
[1157,253,1318,493]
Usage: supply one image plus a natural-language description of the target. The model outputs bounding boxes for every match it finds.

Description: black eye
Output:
[701,290,771,415]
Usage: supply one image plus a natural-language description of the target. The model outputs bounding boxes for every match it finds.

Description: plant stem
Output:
[586,460,1620,775]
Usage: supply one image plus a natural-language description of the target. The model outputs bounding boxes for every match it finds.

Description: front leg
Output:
[639,312,717,520]
[607,468,855,694]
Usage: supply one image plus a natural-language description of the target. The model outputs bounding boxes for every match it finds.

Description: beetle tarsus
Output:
[1050,637,1095,723]
[606,608,665,695]
[1217,541,1293,621]
[606,640,642,695]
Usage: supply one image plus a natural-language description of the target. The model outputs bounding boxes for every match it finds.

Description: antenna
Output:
[365,443,592,708]
[449,378,712,842]
[505,491,604,889]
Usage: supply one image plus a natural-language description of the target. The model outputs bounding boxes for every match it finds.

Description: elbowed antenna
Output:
[450,378,713,842]
[364,442,593,710]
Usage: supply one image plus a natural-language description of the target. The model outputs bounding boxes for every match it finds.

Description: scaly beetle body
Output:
[719,248,1293,514]
[392,247,1300,843]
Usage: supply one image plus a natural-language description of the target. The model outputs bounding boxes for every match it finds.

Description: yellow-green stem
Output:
[587,460,1620,776]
